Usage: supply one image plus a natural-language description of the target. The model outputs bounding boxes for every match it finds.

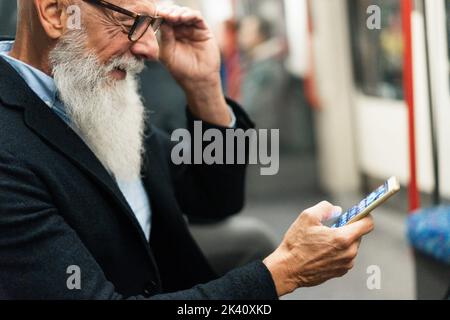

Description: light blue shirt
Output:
[0,41,152,240]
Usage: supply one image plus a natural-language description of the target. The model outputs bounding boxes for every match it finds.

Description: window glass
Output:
[349,0,404,100]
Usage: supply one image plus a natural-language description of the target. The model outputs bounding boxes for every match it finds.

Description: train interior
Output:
[0,0,449,299]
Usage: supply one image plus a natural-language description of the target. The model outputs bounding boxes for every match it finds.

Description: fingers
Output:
[337,215,375,243]
[302,201,340,223]
[158,5,207,29]
[342,242,359,261]
[326,206,343,221]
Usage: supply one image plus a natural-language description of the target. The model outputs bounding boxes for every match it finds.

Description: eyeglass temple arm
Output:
[83,0,138,18]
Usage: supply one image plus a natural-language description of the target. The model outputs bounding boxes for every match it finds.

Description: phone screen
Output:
[330,181,389,228]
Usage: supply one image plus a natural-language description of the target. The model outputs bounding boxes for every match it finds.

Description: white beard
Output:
[49,30,147,182]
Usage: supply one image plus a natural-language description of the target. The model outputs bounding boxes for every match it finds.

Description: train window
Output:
[348,0,404,100]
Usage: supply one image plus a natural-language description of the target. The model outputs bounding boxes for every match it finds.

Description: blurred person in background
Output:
[239,15,288,131]
[238,15,315,154]
[218,18,243,101]
[0,0,374,300]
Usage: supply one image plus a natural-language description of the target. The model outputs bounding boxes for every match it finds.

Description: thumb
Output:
[304,201,340,222]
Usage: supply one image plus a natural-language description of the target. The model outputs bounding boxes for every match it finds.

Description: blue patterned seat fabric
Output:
[407,206,450,265]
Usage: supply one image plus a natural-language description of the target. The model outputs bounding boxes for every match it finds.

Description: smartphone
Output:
[325,177,401,228]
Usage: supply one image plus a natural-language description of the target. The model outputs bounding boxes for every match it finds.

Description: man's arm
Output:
[0,150,374,299]
[153,5,255,221]
[162,99,254,222]
[0,150,276,300]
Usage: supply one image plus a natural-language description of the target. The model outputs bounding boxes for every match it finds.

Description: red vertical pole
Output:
[401,0,420,212]
[304,0,320,109]
[223,0,241,101]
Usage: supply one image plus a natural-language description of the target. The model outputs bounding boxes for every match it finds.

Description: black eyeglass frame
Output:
[83,0,163,42]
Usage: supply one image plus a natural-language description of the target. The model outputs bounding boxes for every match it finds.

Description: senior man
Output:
[0,0,374,300]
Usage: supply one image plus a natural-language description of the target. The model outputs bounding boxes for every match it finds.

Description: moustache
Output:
[105,55,146,76]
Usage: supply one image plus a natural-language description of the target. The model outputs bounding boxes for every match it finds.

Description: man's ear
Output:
[33,0,69,39]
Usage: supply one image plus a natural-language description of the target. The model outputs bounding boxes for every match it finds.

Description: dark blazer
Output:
[0,56,278,300]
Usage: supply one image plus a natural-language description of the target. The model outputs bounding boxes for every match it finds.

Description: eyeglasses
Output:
[83,0,164,42]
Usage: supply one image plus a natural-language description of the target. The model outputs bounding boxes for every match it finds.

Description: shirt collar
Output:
[0,41,58,108]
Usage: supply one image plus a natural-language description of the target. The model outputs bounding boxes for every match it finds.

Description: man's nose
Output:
[129,29,160,61]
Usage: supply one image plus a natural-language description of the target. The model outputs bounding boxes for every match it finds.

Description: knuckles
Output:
[366,218,375,232]
[334,233,352,249]
[346,260,355,270]
[346,245,359,260]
